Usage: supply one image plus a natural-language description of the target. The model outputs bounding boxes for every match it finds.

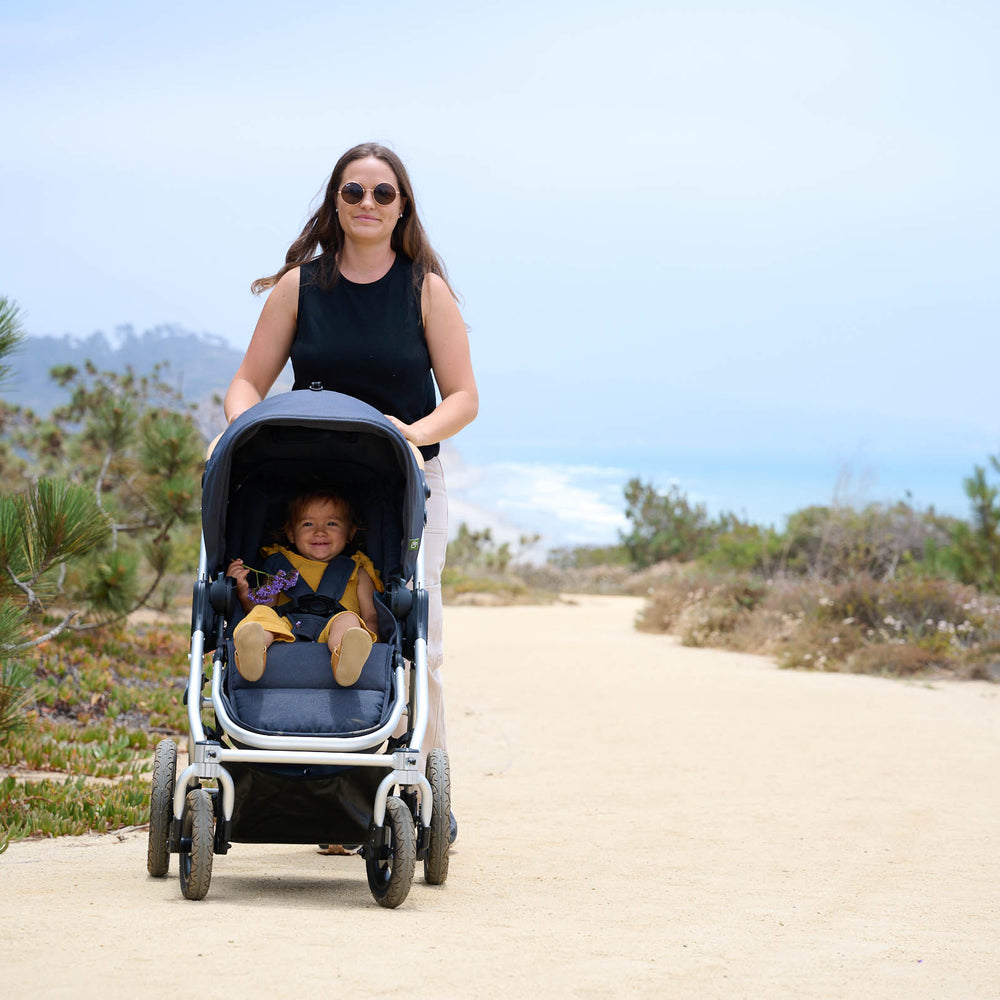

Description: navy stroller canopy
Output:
[202,391,427,583]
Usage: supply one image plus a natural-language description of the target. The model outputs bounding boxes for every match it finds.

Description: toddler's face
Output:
[289,498,354,562]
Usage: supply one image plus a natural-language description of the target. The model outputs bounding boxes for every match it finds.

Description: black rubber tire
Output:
[365,795,416,908]
[179,788,214,901]
[423,748,451,885]
[146,739,177,877]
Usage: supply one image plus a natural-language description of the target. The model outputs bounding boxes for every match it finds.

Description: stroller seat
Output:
[224,639,395,737]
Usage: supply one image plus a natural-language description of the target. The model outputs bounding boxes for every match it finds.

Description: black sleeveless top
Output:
[291,255,439,461]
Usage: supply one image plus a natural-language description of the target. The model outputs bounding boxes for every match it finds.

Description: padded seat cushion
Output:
[225,640,394,736]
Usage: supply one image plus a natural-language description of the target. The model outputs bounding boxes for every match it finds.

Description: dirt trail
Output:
[2,595,999,999]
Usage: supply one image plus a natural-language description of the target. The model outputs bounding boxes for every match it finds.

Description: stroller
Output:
[145,389,451,908]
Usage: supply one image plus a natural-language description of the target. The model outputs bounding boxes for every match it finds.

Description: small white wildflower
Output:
[819,597,833,607]
[842,616,855,625]
[831,636,840,644]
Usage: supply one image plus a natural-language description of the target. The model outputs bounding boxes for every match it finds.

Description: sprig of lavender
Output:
[246,567,300,605]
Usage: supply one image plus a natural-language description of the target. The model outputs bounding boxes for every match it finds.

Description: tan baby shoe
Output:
[332,627,372,687]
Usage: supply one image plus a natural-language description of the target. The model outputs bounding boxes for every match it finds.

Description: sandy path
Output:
[2,595,998,999]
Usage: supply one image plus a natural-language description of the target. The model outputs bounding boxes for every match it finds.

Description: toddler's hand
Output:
[226,559,250,593]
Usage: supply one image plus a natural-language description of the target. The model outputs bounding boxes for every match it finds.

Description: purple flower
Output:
[248,568,299,605]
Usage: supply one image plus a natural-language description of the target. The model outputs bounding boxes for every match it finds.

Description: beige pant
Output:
[396,455,448,759]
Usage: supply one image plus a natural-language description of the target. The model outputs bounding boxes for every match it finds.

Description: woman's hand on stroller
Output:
[384,415,426,470]
[383,414,413,440]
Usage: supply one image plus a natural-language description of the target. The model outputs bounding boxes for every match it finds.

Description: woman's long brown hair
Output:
[252,142,456,299]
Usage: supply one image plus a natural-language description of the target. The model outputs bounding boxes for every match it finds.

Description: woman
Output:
[224,143,478,824]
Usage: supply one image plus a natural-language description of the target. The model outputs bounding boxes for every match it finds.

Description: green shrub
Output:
[780,501,949,581]
[699,518,784,575]
[622,478,716,567]
[947,458,1000,591]
[547,543,632,570]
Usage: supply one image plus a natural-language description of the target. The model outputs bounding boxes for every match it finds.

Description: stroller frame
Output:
[146,391,450,907]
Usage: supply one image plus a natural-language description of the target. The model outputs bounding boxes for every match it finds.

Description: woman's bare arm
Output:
[223,268,300,423]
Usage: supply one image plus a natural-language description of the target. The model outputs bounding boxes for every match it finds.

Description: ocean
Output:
[442,440,983,559]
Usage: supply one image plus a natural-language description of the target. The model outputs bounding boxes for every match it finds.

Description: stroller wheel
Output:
[423,748,451,886]
[365,796,415,908]
[179,788,215,901]
[146,739,177,877]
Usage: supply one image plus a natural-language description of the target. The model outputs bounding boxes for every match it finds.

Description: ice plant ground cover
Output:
[0,620,191,846]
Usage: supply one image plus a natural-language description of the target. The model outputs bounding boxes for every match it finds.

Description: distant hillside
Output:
[7,325,290,438]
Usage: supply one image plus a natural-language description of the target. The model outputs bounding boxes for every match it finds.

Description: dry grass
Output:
[636,568,1000,681]
[443,556,1000,682]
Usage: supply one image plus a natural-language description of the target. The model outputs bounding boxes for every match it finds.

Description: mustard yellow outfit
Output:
[238,546,383,645]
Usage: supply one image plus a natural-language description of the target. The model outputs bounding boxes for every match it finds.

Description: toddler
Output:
[227,489,382,685]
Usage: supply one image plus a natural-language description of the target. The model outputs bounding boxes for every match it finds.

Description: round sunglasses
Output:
[339,181,399,206]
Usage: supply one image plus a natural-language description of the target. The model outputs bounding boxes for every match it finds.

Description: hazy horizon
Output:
[9,325,988,555]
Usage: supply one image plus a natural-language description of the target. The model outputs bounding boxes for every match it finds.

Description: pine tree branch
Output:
[0,609,81,652]
[94,448,119,549]
[5,564,42,612]
[111,518,159,534]
[70,614,126,633]
[132,566,167,614]
[69,564,168,633]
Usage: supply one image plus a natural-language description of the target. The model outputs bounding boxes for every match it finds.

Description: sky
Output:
[3,1,999,551]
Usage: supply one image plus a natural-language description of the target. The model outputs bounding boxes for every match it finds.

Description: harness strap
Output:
[266,552,357,641]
